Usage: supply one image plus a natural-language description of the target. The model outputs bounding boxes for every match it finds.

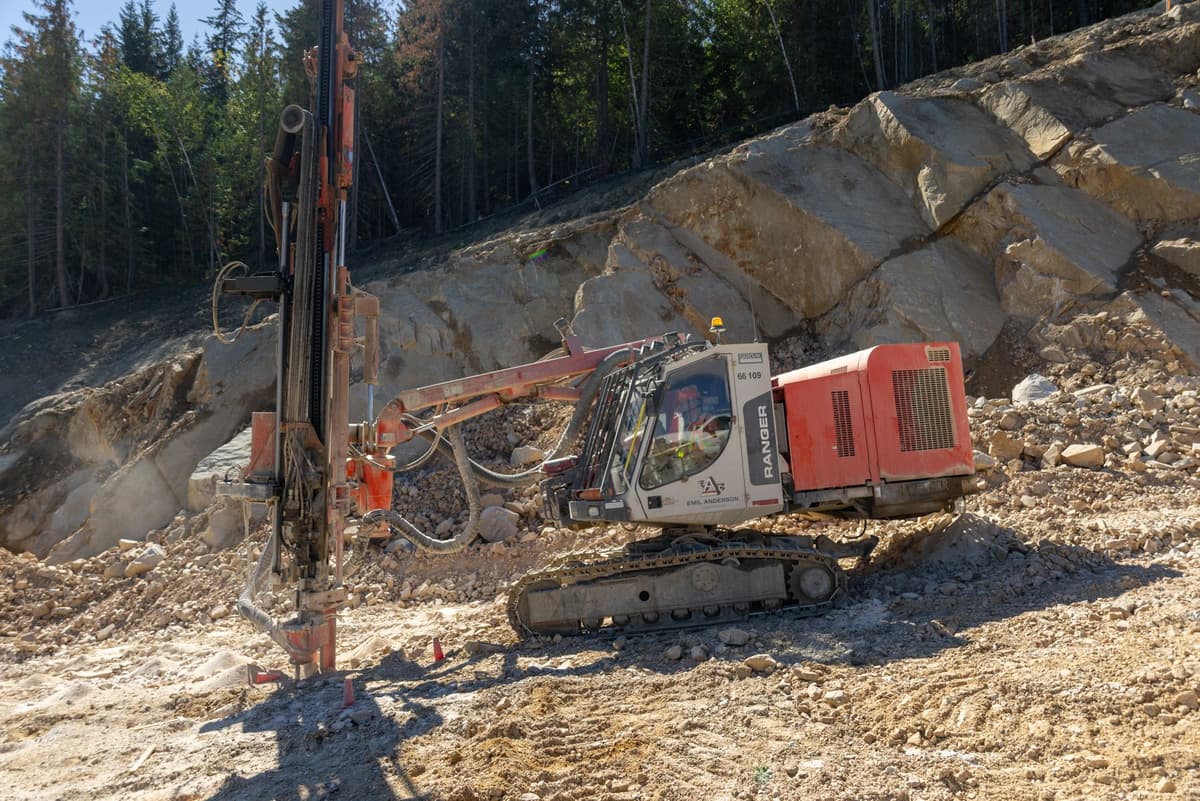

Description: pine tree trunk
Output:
[996,0,1008,53]
[526,67,539,201]
[597,0,611,173]
[927,0,938,72]
[54,126,70,308]
[481,29,491,215]
[764,0,800,113]
[123,133,133,293]
[467,1,477,221]
[435,36,445,233]
[867,0,887,90]
[99,130,109,298]
[257,48,266,268]
[637,0,651,169]
[26,160,36,316]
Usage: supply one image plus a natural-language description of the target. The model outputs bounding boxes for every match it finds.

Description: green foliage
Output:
[0,0,1164,316]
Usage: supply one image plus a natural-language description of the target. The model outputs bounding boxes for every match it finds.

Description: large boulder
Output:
[647,128,930,319]
[572,211,794,346]
[979,19,1195,159]
[1053,103,1200,225]
[817,239,1005,359]
[831,91,1036,227]
[360,221,612,418]
[957,181,1141,316]
[188,427,253,511]
[1151,235,1200,278]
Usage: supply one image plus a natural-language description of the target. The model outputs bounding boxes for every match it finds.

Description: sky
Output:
[0,0,296,49]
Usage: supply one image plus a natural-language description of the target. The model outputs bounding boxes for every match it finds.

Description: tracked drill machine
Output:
[216,2,978,671]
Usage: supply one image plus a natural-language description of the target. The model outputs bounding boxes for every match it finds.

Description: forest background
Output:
[0,0,1159,317]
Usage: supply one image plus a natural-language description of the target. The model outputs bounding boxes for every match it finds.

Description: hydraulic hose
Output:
[408,347,635,488]
[361,425,482,553]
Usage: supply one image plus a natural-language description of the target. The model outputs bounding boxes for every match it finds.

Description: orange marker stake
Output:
[342,677,355,708]
[432,637,445,662]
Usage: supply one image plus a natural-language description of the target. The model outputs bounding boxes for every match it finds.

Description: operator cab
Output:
[542,338,785,529]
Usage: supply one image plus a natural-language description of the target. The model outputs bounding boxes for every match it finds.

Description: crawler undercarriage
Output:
[507,528,878,636]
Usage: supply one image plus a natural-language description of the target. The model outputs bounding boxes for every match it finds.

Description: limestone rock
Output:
[1061,443,1106,468]
[1012,374,1058,405]
[1152,236,1200,279]
[718,628,751,646]
[188,427,253,511]
[973,451,997,471]
[832,91,1036,228]
[509,446,545,468]
[1133,387,1166,413]
[819,238,1005,360]
[743,654,780,673]
[648,137,930,319]
[980,49,1176,159]
[479,493,505,509]
[1053,104,1200,225]
[1106,292,1200,372]
[957,182,1140,317]
[125,544,166,577]
[477,506,520,543]
[200,500,246,551]
[988,431,1025,461]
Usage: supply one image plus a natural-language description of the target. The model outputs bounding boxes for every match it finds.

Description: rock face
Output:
[958,182,1142,317]
[5,4,1200,559]
[832,91,1036,228]
[818,238,1006,359]
[0,326,275,560]
[1054,103,1200,225]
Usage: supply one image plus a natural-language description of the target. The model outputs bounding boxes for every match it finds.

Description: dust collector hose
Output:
[236,525,285,640]
[362,425,482,553]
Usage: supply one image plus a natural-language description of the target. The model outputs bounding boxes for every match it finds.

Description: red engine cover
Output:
[773,343,974,492]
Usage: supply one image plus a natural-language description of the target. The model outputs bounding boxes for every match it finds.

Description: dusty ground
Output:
[2,311,1200,801]
[0,505,1197,801]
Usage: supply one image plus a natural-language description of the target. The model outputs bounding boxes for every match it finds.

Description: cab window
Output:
[639,359,732,490]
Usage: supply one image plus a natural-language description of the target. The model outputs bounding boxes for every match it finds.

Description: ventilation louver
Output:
[892,367,955,452]
[831,390,855,458]
[926,346,952,363]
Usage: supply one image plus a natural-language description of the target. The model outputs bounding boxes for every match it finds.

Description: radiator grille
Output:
[831,390,855,458]
[926,346,952,363]
[892,367,956,452]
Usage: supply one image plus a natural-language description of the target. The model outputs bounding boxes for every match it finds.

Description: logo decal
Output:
[698,476,725,495]
[742,391,780,487]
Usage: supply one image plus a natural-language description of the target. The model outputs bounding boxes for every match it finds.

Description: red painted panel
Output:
[774,343,974,492]
[865,343,974,482]
[780,370,874,491]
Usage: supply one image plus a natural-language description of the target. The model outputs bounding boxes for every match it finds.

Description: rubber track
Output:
[506,534,848,637]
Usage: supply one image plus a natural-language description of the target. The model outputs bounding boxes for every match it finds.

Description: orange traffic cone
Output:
[342,677,354,708]
[432,637,445,662]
